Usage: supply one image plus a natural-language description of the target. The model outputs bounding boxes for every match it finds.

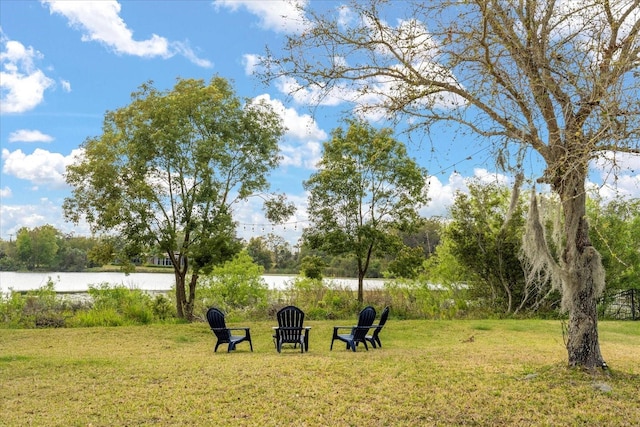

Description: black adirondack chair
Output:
[273,305,310,353]
[206,307,253,353]
[365,306,389,348]
[330,306,376,352]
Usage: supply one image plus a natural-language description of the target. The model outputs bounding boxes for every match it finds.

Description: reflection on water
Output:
[0,271,385,294]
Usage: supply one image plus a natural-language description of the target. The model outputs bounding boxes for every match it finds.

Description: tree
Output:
[64,76,292,319]
[446,180,554,314]
[262,0,640,368]
[303,119,428,302]
[15,225,59,270]
[246,236,273,270]
[587,196,640,292]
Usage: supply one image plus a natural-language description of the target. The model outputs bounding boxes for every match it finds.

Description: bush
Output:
[0,281,79,328]
[152,294,176,321]
[197,251,269,315]
[84,283,154,325]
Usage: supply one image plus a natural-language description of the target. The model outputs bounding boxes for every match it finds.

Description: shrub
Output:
[151,294,176,321]
[0,281,78,328]
[197,250,268,315]
[84,283,154,325]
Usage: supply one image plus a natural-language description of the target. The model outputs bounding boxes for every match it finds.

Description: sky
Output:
[1,0,639,246]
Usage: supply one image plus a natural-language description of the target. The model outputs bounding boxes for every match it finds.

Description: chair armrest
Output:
[226,327,250,331]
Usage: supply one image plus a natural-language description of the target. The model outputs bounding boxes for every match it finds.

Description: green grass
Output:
[1,320,638,426]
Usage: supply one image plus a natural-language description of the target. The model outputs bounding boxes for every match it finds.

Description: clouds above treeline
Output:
[1,0,639,244]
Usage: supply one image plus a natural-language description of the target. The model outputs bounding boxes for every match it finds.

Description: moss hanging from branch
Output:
[520,189,564,307]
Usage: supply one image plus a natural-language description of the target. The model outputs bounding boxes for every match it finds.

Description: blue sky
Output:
[1,1,639,245]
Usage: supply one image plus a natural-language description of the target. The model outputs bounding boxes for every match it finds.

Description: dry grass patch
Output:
[1,320,638,426]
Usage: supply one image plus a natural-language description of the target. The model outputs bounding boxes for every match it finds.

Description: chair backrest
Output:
[206,307,230,340]
[377,306,390,329]
[353,306,376,340]
[277,305,305,342]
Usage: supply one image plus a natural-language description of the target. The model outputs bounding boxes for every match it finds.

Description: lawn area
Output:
[1,319,638,426]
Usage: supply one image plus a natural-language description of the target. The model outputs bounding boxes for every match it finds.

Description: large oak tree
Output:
[262,0,640,368]
[64,77,291,319]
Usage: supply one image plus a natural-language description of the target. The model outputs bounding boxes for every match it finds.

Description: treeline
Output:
[0,225,102,272]
[0,220,440,278]
[2,184,638,318]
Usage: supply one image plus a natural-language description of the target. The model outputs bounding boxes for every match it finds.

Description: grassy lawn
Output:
[1,319,638,426]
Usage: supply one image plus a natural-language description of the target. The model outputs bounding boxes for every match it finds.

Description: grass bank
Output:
[1,319,638,426]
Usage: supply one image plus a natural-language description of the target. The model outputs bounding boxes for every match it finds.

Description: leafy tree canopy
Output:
[64,76,290,319]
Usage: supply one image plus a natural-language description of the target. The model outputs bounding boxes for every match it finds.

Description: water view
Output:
[0,271,386,295]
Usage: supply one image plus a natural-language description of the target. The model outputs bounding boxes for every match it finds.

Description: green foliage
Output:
[63,76,287,319]
[81,283,154,325]
[440,180,539,314]
[0,281,80,328]
[151,294,176,321]
[246,236,273,270]
[383,279,468,320]
[197,250,268,314]
[303,119,428,301]
[282,277,360,319]
[588,196,640,292]
[385,246,426,279]
[15,225,59,270]
[300,255,326,280]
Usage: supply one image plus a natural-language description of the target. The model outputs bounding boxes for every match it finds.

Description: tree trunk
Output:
[559,173,606,369]
[566,268,605,368]
[174,269,187,319]
[185,272,199,321]
[357,270,364,304]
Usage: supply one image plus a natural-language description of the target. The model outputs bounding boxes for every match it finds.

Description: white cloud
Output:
[0,198,91,241]
[8,129,54,143]
[472,168,511,186]
[590,152,640,199]
[0,33,55,113]
[1,148,82,189]
[0,186,12,198]
[420,173,466,217]
[242,53,261,75]
[42,0,212,67]
[60,79,71,92]
[214,0,309,34]
[253,94,327,169]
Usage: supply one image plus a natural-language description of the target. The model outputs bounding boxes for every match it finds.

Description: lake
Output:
[0,271,386,294]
